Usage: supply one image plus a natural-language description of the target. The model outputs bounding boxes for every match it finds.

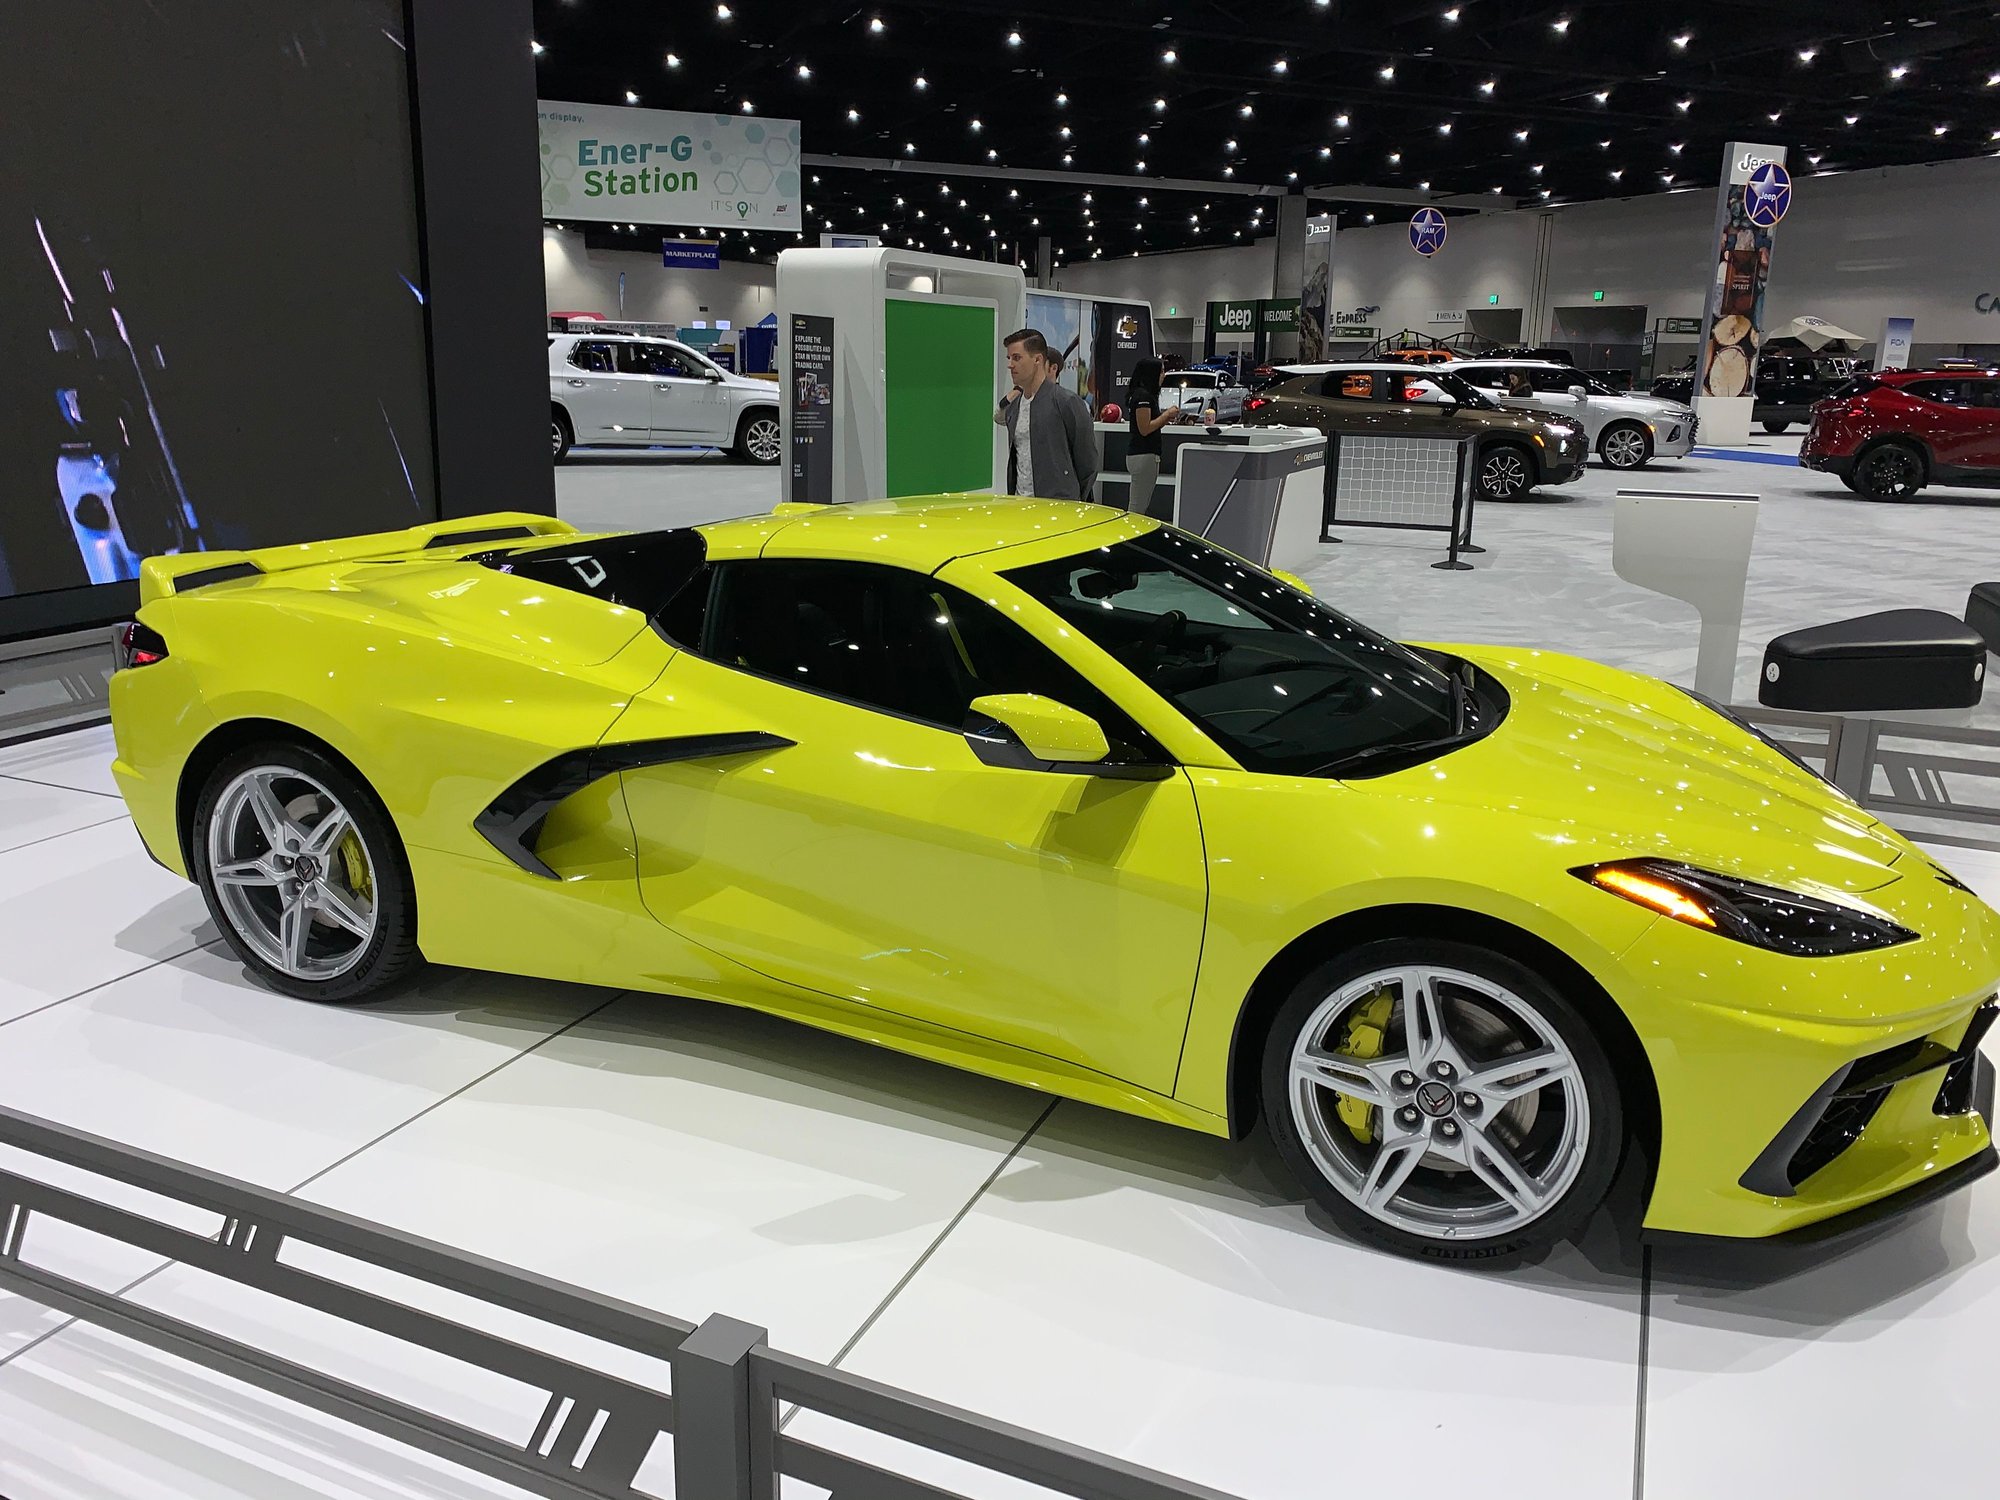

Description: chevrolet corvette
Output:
[110,498,2000,1263]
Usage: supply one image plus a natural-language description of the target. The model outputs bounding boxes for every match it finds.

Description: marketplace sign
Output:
[538,100,801,232]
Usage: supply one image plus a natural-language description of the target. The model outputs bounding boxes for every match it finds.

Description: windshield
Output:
[1162,372,1219,389]
[1001,529,1486,777]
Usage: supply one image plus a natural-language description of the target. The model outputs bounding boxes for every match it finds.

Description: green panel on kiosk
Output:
[884,298,996,497]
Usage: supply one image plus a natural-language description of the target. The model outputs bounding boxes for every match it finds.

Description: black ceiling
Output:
[532,0,2000,267]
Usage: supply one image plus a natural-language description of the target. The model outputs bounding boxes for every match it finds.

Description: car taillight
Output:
[1244,395,1270,413]
[115,621,168,669]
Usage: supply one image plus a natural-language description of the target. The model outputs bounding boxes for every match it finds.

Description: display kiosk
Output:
[774,248,1026,504]
[1096,421,1326,572]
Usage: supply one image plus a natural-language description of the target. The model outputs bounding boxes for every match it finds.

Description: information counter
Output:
[1093,421,1325,572]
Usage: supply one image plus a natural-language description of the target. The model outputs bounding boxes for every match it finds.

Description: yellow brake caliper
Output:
[1334,990,1395,1145]
[338,831,373,904]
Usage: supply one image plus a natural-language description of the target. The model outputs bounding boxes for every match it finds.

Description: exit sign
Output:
[1167,305,1179,316]
[1593,289,1605,301]
[1487,294,1500,305]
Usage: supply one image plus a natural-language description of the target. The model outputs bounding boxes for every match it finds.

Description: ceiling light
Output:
[1135,158,1146,171]
[665,52,681,68]
[1811,151,1827,161]
[1934,123,1949,135]
[1063,153,1073,164]
[1676,98,1691,112]
[796,63,811,78]
[1532,163,1543,173]
[1598,139,1610,148]
[1660,173,1673,184]
[740,99,754,113]
[1594,90,1610,103]
[1670,142,1683,154]
[914,75,927,89]
[1274,58,1289,73]
[1767,111,1782,122]
[716,2,732,15]
[1006,30,1022,46]
[1444,7,1460,19]
[970,119,982,131]
[1320,145,1333,156]
[1010,188,1019,198]
[531,40,544,56]
[1056,92,1068,105]
[1672,32,1690,48]
[1163,48,1176,63]
[1988,73,2000,87]
[986,148,997,159]
[1336,113,1350,127]
[1378,64,1395,80]
[1226,138,1238,151]
[625,90,640,103]
[1240,104,1255,117]
[1365,212,1375,222]
[1552,17,1570,32]
[1889,64,1909,79]
[1062,125,1073,138]
[1610,168,1623,179]
[1844,114,1859,125]
[1540,188,1552,198]
[1288,171,1299,181]
[1223,166,1234,177]
[1491,185,1503,193]
[1136,131,1146,144]
[1389,151,1402,163]
[847,107,860,121]
[1154,98,1168,111]
[1797,47,1817,63]
[1515,128,1530,141]
[869,16,885,33]
[1480,80,1496,95]
[904,142,916,154]
[1439,121,1453,134]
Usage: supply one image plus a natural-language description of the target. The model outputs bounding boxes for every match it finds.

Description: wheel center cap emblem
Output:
[294,855,321,883]
[1416,1081,1457,1118]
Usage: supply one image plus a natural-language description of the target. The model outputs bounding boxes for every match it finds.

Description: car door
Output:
[1903,378,1987,472]
[609,556,1209,1093]
[613,341,716,442]
[558,340,649,444]
[1964,378,2000,473]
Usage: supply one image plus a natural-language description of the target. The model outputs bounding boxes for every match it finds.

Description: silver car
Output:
[1159,369,1249,423]
[1449,359,1697,470]
[548,333,782,464]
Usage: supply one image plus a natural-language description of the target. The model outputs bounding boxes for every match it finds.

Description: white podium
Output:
[1692,395,1753,448]
[1612,489,1759,702]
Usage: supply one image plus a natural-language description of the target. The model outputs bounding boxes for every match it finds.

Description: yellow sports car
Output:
[110,498,2000,1263]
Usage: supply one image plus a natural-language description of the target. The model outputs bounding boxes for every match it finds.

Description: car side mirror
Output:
[705,369,726,382]
[1567,385,1588,399]
[1271,568,1314,596]
[968,693,1108,765]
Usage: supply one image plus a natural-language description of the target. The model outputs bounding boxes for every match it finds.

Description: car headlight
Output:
[1574,859,1918,956]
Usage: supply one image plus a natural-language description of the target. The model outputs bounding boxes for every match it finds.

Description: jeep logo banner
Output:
[1695,141,1789,406]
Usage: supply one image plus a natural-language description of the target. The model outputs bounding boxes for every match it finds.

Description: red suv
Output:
[1800,368,2000,500]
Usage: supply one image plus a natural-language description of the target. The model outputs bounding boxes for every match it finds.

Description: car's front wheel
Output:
[1262,938,1623,1264]
[191,742,421,1003]
[1477,444,1535,501]
[734,409,781,465]
[551,407,574,464]
[1853,440,1925,501]
[1597,421,1652,471]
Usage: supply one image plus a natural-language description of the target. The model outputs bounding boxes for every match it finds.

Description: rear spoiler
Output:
[136,512,579,605]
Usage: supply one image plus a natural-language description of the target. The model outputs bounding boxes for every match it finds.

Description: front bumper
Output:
[1651,418,1698,459]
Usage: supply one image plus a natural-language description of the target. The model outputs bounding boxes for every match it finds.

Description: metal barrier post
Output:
[1827,716,1875,803]
[672,1314,778,1500]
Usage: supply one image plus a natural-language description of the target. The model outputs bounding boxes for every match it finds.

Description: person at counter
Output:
[1124,356,1189,518]
[996,328,1098,501]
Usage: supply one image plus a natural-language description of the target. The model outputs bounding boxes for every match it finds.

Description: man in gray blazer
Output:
[995,328,1100,500]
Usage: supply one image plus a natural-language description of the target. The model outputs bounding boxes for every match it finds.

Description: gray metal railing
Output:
[0,1103,1240,1500]
[1736,705,2000,852]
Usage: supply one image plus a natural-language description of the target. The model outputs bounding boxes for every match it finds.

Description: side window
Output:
[1320,371,1377,400]
[568,341,614,373]
[1529,367,1579,394]
[1969,380,2000,410]
[1906,380,1969,405]
[1460,367,1508,391]
[698,561,1160,757]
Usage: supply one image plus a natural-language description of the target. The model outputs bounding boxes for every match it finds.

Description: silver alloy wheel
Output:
[1287,964,1591,1242]
[550,419,566,457]
[1600,425,1648,469]
[207,765,378,981]
[1481,449,1530,499]
[744,416,781,463]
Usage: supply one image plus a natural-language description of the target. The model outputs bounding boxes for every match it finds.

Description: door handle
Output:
[655,383,676,391]
[567,378,588,387]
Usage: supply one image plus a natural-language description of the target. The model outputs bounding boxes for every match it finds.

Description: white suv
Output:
[548,333,781,465]
[1449,359,1696,470]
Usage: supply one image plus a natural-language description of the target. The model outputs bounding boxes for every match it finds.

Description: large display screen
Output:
[0,1,435,613]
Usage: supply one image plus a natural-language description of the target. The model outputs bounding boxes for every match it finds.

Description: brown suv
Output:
[1242,363,1589,500]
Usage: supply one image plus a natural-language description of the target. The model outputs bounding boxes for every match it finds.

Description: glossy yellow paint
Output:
[110,499,2000,1241]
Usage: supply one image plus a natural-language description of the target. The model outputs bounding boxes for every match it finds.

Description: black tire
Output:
[1761,419,1791,435]
[1261,937,1624,1265]
[551,407,574,464]
[1852,440,1925,501]
[733,408,781,465]
[191,740,421,1004]
[1477,443,1535,502]
[1596,421,1652,471]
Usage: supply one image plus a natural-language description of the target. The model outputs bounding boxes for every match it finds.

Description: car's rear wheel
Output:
[1262,938,1623,1264]
[1477,444,1534,501]
[1762,419,1792,435]
[734,410,781,465]
[1853,440,1925,501]
[551,408,574,464]
[192,742,420,1004]
[1597,421,1651,471]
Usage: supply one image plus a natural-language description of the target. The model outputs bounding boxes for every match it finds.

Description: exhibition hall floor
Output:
[0,444,1997,1499]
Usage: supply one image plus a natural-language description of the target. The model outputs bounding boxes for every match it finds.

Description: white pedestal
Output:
[1693,395,1753,448]
[1612,489,1760,702]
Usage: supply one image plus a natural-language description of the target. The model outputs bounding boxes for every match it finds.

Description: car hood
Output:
[1369,644,1911,898]
[1603,392,1694,421]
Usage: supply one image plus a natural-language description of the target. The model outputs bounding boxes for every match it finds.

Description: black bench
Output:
[1760,608,1986,712]
[1969,582,2000,656]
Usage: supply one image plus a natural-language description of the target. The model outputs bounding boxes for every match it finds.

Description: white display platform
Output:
[1612,488,1760,701]
[1693,394,1755,447]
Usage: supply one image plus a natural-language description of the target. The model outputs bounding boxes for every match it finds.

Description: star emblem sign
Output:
[1745,162,1791,228]
[1410,207,1448,257]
